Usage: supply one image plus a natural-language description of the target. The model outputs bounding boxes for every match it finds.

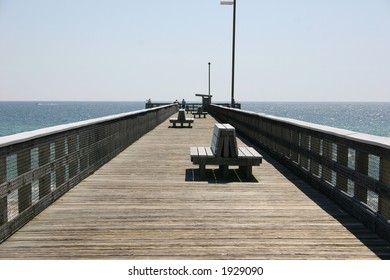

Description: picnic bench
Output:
[169,109,194,128]
[192,107,208,118]
[190,123,263,179]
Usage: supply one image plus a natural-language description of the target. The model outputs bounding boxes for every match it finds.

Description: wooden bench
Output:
[192,107,208,118]
[169,109,194,128]
[190,123,263,179]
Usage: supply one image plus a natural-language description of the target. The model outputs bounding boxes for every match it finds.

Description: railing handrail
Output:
[210,104,390,242]
[0,105,173,148]
[222,105,390,149]
[0,104,177,243]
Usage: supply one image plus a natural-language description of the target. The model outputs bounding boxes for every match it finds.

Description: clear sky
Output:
[0,0,389,102]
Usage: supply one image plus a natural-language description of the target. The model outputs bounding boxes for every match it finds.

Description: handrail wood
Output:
[210,104,390,242]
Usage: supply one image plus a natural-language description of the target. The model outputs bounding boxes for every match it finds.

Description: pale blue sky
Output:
[0,0,389,102]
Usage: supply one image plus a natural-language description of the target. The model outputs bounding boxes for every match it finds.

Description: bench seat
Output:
[169,109,194,128]
[169,118,194,127]
[190,124,262,179]
[191,107,208,118]
[192,112,208,118]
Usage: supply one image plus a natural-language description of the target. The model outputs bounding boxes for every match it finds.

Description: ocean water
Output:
[0,101,145,137]
[242,102,390,137]
[0,101,389,137]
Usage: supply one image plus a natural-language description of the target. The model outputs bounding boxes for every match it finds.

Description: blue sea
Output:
[0,101,145,137]
[0,101,389,137]
[241,102,390,138]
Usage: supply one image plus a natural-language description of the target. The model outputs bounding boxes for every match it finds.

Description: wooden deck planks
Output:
[0,115,389,259]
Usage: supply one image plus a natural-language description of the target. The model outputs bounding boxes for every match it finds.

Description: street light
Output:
[208,62,211,96]
[220,0,236,108]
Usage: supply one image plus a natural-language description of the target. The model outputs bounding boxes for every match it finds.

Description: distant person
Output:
[181,99,186,109]
[146,98,151,104]
[174,99,179,111]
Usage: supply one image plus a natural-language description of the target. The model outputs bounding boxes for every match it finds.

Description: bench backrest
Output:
[211,123,238,158]
[197,107,202,113]
[178,109,186,121]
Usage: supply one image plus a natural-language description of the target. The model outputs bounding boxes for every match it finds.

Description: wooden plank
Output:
[205,147,214,157]
[215,123,225,131]
[197,147,207,157]
[178,109,185,121]
[237,148,245,157]
[223,135,230,158]
[238,147,253,157]
[190,147,198,157]
[191,147,214,159]
[229,137,238,157]
[211,130,220,156]
[214,123,238,158]
[246,147,262,158]
[0,114,387,260]
[222,123,235,131]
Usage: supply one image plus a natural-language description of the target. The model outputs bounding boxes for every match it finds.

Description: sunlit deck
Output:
[0,114,388,259]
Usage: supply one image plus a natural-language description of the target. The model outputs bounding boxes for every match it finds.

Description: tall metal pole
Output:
[231,0,236,107]
[208,62,211,96]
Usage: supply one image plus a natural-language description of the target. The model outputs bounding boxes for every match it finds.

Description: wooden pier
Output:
[0,114,388,259]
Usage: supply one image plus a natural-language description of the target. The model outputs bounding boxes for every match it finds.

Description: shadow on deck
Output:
[259,149,390,259]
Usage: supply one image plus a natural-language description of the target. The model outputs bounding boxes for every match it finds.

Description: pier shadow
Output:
[185,168,259,183]
[240,139,390,259]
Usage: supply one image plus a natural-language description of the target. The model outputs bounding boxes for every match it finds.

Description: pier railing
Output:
[0,104,177,243]
[210,104,390,241]
[145,102,241,110]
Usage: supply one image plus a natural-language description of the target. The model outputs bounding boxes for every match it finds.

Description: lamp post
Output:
[220,0,236,108]
[208,62,211,96]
